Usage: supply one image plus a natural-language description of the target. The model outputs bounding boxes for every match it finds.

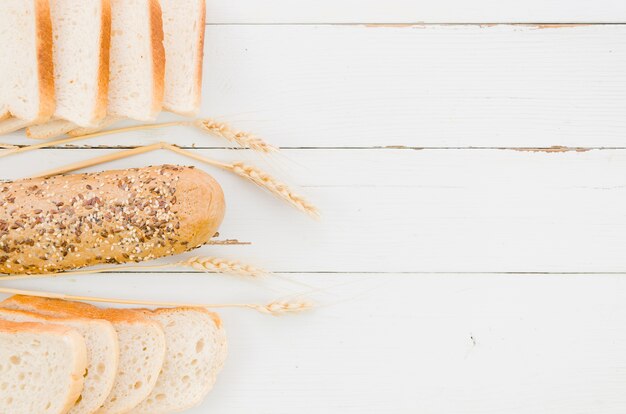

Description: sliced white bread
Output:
[160,0,206,115]
[0,308,119,414]
[25,115,120,139]
[25,0,111,139]
[2,295,166,414]
[0,0,55,123]
[108,0,165,121]
[0,319,87,414]
[26,119,77,139]
[50,0,111,127]
[68,116,120,136]
[134,307,227,414]
[0,118,34,135]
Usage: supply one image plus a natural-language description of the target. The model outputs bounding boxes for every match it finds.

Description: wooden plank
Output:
[5,272,626,413]
[3,148,626,273]
[204,1,626,23]
[4,25,625,149]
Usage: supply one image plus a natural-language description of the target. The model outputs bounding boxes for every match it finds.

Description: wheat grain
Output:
[231,162,319,217]
[253,300,315,316]
[182,256,267,277]
[195,119,278,153]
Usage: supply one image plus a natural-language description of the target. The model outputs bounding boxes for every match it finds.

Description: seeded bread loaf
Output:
[0,165,225,274]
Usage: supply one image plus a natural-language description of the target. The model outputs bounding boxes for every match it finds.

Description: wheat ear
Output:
[0,119,276,159]
[33,142,319,217]
[194,119,278,153]
[231,162,319,217]
[0,287,312,316]
[163,144,319,217]
[182,256,267,276]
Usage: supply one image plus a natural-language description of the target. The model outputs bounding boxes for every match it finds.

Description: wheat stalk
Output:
[194,119,278,153]
[0,256,266,281]
[231,162,319,217]
[0,287,312,316]
[32,142,319,217]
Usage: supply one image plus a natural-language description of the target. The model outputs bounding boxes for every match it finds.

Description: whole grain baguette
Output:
[0,165,225,274]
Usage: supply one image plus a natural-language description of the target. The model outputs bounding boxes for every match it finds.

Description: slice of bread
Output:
[0,319,87,414]
[0,308,119,414]
[160,0,206,115]
[26,119,77,139]
[0,118,33,135]
[2,296,166,414]
[0,0,55,123]
[108,0,165,121]
[134,307,227,414]
[49,0,111,127]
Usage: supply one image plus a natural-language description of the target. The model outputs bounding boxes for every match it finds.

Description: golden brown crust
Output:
[194,0,206,113]
[0,165,225,274]
[93,0,111,124]
[0,318,74,335]
[150,0,165,119]
[34,0,55,123]
[3,295,151,325]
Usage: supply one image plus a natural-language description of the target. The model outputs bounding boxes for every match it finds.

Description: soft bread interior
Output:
[49,0,110,127]
[161,0,205,115]
[0,308,119,414]
[108,0,164,121]
[0,0,54,123]
[0,320,87,414]
[133,308,227,414]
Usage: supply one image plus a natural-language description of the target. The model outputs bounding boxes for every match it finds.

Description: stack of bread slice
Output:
[0,295,227,414]
[0,0,207,138]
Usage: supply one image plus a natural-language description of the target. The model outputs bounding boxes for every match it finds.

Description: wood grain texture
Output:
[6,272,626,413]
[2,148,626,273]
[4,25,625,148]
[1,18,625,414]
[204,0,626,23]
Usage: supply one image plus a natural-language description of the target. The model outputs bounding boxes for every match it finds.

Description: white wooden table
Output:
[3,1,626,412]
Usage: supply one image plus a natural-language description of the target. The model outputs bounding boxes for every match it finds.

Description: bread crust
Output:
[194,0,206,114]
[0,165,225,274]
[0,319,87,414]
[150,0,165,119]
[2,295,148,324]
[34,0,55,123]
[93,0,112,124]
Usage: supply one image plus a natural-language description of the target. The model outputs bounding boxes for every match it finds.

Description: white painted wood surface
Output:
[2,4,626,414]
[5,24,626,149]
[204,0,626,23]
